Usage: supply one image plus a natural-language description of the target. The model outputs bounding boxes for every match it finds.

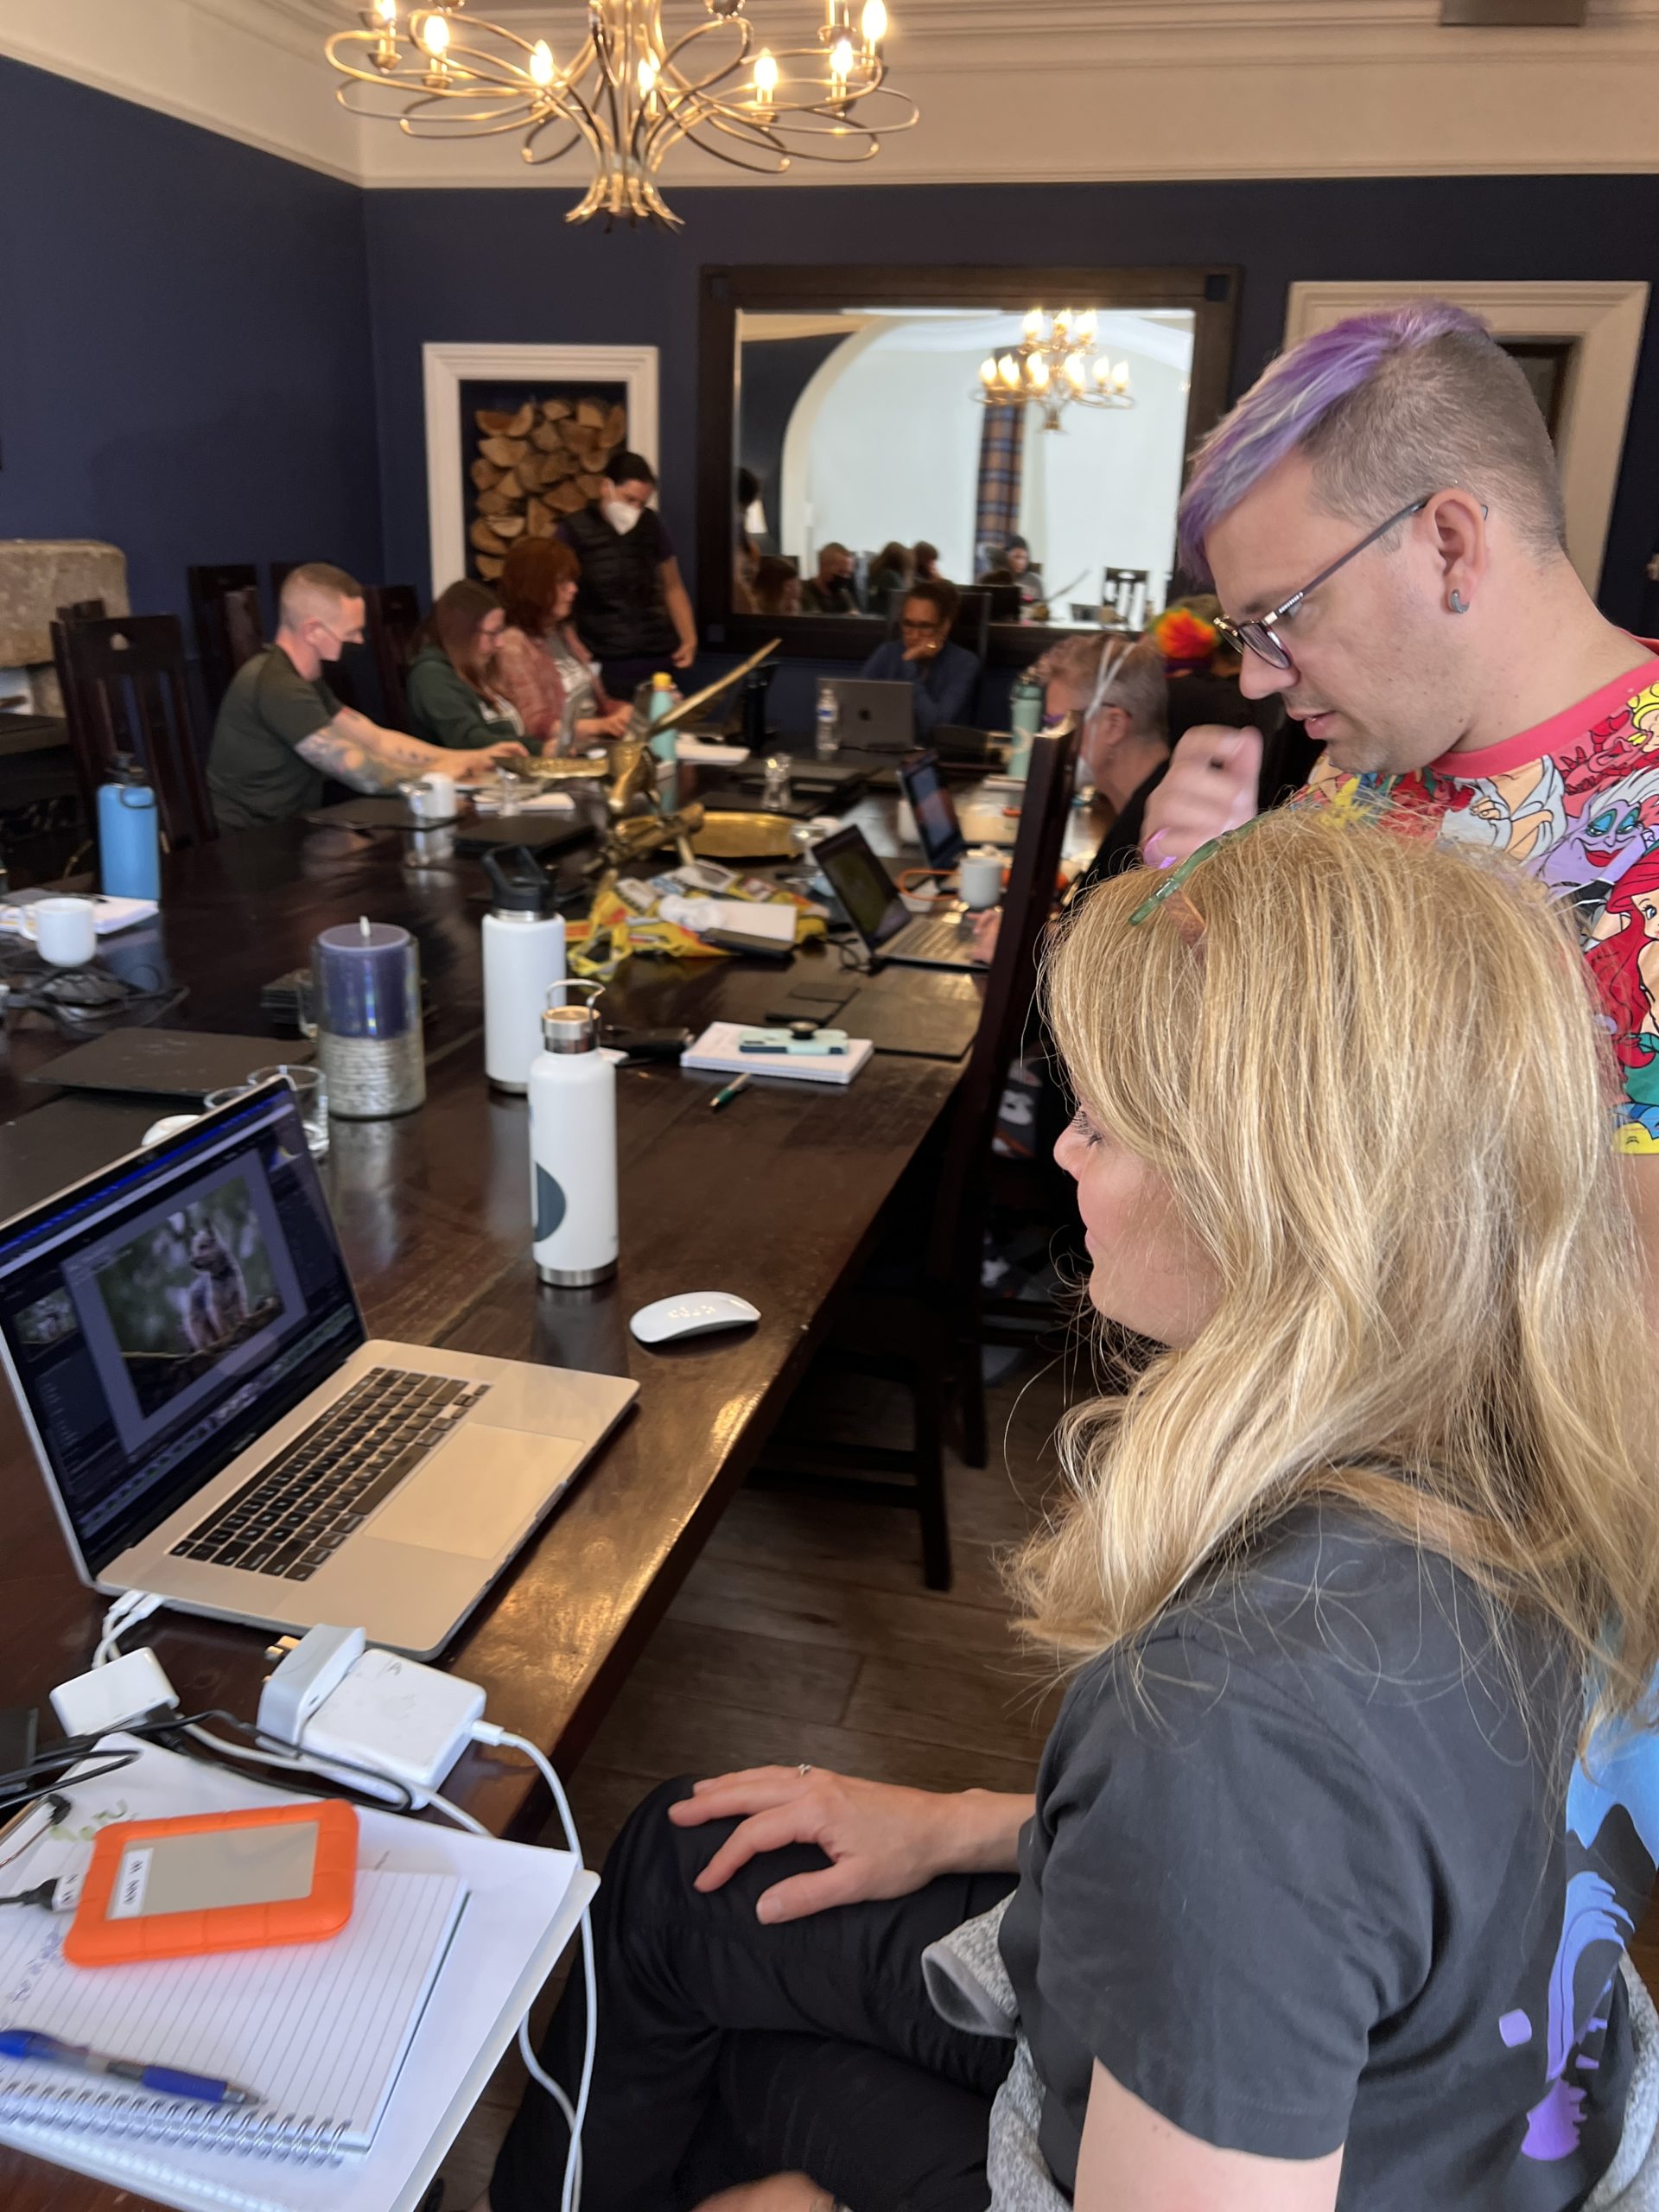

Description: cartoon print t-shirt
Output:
[1304,645,1659,1148]
[999,1507,1657,2209]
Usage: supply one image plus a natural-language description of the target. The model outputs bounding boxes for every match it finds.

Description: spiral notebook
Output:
[0,1864,464,2160]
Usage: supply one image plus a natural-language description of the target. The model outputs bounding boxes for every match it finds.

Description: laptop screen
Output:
[812,827,912,951]
[0,1086,363,1574]
[899,753,966,870]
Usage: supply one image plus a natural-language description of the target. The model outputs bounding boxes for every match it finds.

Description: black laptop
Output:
[812,826,977,971]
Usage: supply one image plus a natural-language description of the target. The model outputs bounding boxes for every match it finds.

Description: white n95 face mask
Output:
[603,499,644,535]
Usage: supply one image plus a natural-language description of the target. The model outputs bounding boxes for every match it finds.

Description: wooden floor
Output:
[437,1350,1074,2208]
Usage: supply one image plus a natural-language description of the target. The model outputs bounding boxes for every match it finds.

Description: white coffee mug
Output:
[958,848,1005,911]
[410,772,457,823]
[26,896,98,967]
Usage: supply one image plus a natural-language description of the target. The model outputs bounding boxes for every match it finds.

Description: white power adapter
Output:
[52,1649,179,1738]
[258,1629,485,1804]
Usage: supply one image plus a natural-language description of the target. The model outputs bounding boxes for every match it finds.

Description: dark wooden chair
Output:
[50,613,216,849]
[187,564,260,715]
[753,719,1083,1586]
[364,584,424,732]
[1102,567,1151,629]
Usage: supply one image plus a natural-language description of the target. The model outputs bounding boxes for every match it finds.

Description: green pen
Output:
[709,1073,752,1111]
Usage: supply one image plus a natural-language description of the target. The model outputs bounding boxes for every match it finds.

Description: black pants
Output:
[491,1779,1017,2212]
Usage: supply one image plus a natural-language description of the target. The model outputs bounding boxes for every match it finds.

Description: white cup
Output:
[25,896,98,967]
[958,848,1005,911]
[409,772,457,823]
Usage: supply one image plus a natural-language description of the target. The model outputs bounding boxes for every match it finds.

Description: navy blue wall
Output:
[364,175,1659,631]
[0,57,381,629]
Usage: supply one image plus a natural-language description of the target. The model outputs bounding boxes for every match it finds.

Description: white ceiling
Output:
[3,0,1659,187]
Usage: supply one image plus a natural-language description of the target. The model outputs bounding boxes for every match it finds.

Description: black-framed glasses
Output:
[1213,498,1431,673]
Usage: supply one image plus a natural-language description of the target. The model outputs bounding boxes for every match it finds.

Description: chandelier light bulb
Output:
[1023,306,1045,340]
[753,46,779,99]
[1054,306,1072,334]
[1065,355,1086,392]
[861,0,888,44]
[529,37,556,83]
[1028,354,1050,391]
[997,353,1020,390]
[1076,309,1097,343]
[979,357,998,389]
[1113,361,1130,392]
[830,35,855,78]
[419,11,449,55]
[375,0,397,21]
[1093,357,1111,385]
[639,54,659,92]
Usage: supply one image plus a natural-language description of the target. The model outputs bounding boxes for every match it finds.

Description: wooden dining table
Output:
[0,785,992,2209]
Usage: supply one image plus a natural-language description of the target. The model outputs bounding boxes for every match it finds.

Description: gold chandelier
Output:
[324,0,919,229]
[976,308,1135,432]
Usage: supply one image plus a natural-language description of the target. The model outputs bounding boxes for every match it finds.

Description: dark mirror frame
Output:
[696,262,1240,666]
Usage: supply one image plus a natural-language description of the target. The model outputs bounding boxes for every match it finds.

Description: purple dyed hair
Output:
[1177,302,1495,582]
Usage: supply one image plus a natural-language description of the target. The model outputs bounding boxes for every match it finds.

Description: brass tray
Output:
[690,810,799,861]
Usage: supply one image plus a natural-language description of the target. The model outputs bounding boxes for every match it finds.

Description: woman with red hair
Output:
[494,537,632,754]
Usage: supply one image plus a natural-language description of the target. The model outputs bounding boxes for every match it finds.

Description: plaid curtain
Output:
[973,402,1024,558]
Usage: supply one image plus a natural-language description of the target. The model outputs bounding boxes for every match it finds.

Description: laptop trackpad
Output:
[366,1426,585,1559]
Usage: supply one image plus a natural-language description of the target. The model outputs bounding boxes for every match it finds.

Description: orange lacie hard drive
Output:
[65,1800,358,1967]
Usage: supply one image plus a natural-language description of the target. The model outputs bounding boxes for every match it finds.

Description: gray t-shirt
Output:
[207,647,340,830]
[1000,1504,1655,2209]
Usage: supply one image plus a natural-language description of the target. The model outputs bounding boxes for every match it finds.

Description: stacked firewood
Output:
[468,396,628,579]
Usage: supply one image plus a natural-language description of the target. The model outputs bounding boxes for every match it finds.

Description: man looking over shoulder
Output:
[207,564,524,830]
[1137,299,1659,1262]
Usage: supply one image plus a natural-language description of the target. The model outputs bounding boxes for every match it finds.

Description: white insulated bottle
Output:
[529,992,618,1286]
[483,847,566,1093]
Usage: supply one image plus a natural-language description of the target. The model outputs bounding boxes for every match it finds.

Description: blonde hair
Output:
[1014,807,1659,1731]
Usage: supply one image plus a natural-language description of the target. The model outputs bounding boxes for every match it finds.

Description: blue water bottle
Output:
[97,755,161,900]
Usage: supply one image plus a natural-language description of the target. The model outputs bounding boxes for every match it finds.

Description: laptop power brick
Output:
[258,1625,485,1805]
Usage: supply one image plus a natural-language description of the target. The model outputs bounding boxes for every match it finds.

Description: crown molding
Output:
[4,0,1659,187]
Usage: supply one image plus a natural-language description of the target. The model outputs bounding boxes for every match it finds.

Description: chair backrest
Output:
[222,584,265,676]
[365,584,424,731]
[50,613,217,849]
[925,717,1083,1286]
[187,564,260,715]
[57,598,108,622]
[1102,567,1151,630]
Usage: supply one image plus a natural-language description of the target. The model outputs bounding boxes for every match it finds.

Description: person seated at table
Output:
[800,543,861,616]
[481,807,1659,2212]
[493,538,632,754]
[207,562,524,830]
[912,539,943,584]
[405,580,527,753]
[558,449,697,695]
[970,634,1170,968]
[858,579,981,739]
[1003,535,1046,610]
[868,540,914,609]
[751,556,803,619]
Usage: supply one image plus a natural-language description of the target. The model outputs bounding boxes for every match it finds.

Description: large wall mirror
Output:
[697,264,1238,664]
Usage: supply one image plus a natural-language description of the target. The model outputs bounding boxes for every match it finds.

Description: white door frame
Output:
[1283,282,1649,594]
[422,341,661,591]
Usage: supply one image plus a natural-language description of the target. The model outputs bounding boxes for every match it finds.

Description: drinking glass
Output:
[249,1064,330,1159]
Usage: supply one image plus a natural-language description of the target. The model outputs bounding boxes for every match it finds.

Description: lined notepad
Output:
[0,1867,463,2160]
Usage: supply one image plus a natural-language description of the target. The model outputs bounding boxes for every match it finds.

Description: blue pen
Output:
[0,2029,260,2107]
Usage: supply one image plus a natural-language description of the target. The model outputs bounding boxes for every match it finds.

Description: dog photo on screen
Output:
[91,1177,281,1419]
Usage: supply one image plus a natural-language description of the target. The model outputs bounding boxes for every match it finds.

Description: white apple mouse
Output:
[629,1291,760,1346]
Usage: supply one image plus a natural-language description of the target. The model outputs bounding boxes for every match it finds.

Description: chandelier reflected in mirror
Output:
[976,308,1136,432]
[324,0,919,229]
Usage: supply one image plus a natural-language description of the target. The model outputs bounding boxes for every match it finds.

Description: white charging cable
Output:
[473,1721,594,2212]
[87,1602,594,2212]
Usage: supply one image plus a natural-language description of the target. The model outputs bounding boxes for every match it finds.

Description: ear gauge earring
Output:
[1448,590,1469,614]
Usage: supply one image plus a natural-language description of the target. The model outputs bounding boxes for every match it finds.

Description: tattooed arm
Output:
[296,708,524,791]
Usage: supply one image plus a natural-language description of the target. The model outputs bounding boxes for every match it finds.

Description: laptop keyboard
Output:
[170,1366,491,1582]
[893,916,973,962]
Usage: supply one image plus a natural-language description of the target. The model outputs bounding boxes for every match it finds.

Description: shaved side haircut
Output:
[279,562,365,628]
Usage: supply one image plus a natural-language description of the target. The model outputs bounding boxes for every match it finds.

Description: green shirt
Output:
[207,647,340,830]
[404,645,524,752]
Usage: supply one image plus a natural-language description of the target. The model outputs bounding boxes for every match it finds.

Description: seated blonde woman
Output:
[493,537,632,755]
[482,809,1659,2212]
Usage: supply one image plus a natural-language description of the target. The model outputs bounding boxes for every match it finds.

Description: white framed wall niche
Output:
[423,342,661,594]
[1283,283,1649,597]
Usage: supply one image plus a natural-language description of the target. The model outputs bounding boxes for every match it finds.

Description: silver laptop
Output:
[828,678,918,753]
[812,824,978,970]
[0,1083,637,1658]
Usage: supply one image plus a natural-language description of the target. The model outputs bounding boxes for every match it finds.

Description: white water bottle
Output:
[483,848,566,1093]
[529,988,617,1286]
[815,679,841,761]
